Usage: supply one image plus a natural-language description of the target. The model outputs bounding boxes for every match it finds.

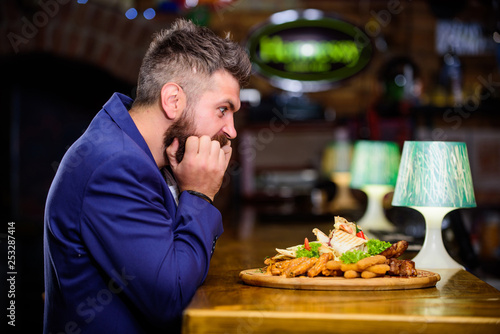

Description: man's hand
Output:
[166,135,232,201]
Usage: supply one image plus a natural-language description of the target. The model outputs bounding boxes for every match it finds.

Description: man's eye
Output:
[218,107,227,116]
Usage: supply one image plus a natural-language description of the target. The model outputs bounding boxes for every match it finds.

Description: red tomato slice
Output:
[356,231,366,240]
[304,237,311,251]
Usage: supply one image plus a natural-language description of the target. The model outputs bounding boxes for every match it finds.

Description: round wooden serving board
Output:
[239,269,440,291]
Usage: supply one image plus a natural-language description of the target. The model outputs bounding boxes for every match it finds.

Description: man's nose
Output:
[223,114,237,139]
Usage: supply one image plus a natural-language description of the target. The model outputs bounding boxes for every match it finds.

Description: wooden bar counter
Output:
[183,221,500,334]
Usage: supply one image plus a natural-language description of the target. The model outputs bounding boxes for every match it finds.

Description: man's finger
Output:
[221,141,231,154]
[209,139,222,159]
[165,137,180,168]
[221,145,232,169]
[184,136,200,156]
[198,136,212,157]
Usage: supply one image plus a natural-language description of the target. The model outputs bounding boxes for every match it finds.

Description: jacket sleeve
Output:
[80,150,223,326]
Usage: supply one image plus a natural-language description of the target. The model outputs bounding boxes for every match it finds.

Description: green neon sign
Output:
[246,9,372,92]
[259,36,360,69]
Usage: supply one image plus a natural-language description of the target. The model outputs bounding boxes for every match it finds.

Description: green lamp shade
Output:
[350,140,401,188]
[392,141,476,208]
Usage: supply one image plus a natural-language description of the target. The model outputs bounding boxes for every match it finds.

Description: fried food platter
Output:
[239,268,440,291]
[241,217,441,291]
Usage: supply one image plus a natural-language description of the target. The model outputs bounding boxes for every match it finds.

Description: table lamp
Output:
[350,140,401,231]
[392,141,476,269]
[321,140,359,211]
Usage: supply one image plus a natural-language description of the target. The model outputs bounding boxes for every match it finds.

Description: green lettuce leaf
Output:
[366,239,392,255]
[296,242,322,258]
[339,250,371,264]
[340,239,392,264]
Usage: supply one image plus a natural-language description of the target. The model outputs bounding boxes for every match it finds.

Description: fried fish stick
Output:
[288,258,317,278]
[364,264,390,275]
[356,255,387,271]
[307,253,333,277]
[344,270,360,279]
[326,260,342,271]
[361,271,379,279]
[340,263,360,272]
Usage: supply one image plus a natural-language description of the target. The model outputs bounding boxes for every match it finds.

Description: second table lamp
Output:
[392,141,476,269]
[350,140,401,232]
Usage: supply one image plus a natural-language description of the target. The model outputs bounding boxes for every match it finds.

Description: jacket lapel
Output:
[102,93,178,213]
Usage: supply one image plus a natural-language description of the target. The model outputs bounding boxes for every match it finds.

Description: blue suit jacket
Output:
[43,93,223,333]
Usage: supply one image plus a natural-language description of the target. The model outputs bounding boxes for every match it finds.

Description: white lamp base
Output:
[357,185,395,232]
[411,206,464,270]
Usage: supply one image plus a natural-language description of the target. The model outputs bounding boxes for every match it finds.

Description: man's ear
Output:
[160,83,186,119]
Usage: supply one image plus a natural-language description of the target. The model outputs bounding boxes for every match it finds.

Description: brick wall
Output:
[1,0,174,84]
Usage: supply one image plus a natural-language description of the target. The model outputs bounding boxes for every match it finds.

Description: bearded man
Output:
[43,19,251,334]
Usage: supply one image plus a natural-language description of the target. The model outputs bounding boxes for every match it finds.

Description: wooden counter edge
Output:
[182,309,500,334]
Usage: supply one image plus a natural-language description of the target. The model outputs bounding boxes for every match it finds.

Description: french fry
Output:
[308,253,333,277]
[275,260,290,270]
[266,258,291,276]
[282,258,308,277]
[271,265,282,275]
[322,268,333,276]
[332,270,344,277]
[288,258,317,278]
[323,269,343,277]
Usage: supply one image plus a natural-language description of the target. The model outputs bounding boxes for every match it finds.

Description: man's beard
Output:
[163,110,229,164]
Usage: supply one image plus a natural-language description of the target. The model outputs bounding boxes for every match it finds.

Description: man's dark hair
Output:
[133,18,252,107]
